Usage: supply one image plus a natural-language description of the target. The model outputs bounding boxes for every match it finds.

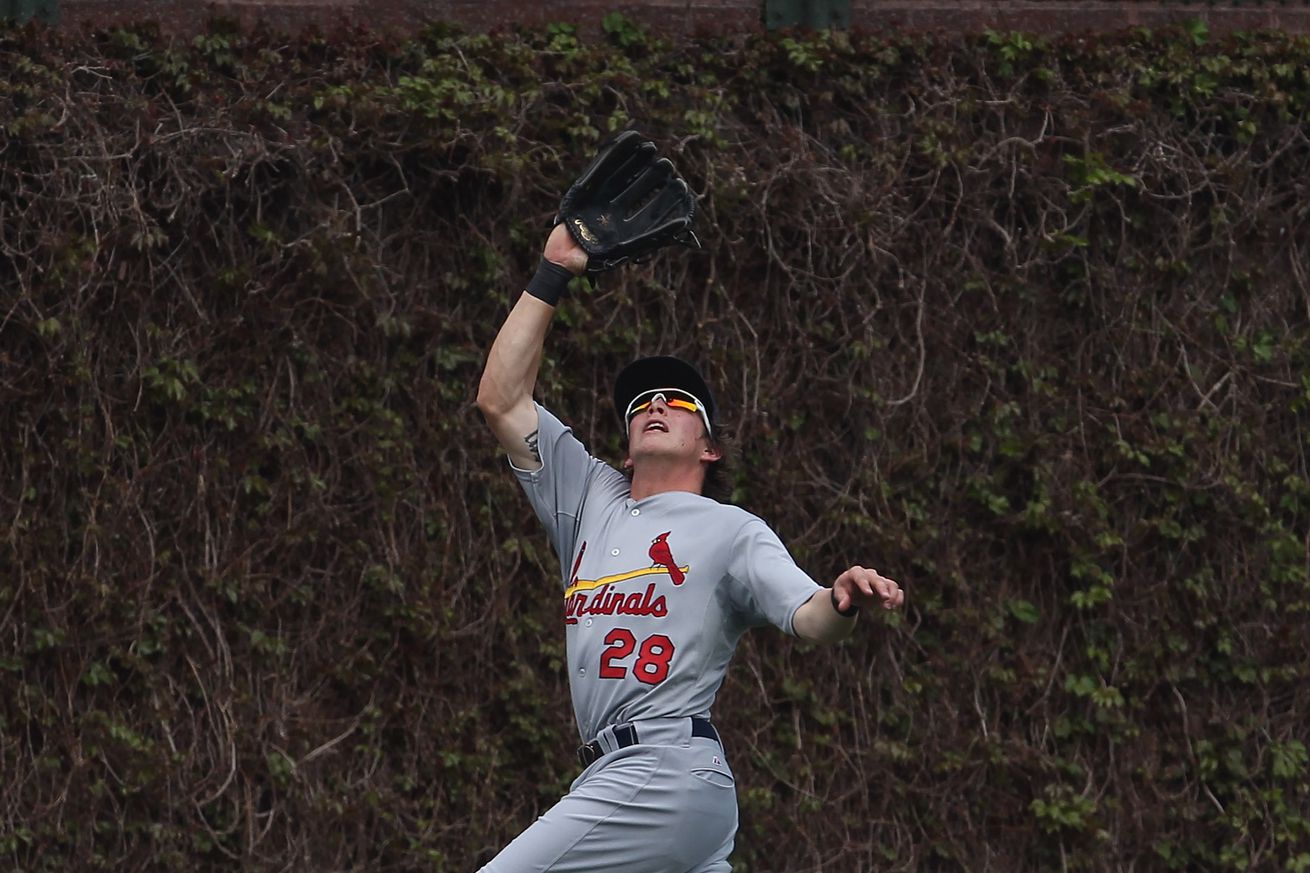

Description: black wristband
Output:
[525,258,575,306]
[831,587,860,618]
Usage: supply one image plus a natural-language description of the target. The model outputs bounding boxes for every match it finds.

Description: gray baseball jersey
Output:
[512,404,820,742]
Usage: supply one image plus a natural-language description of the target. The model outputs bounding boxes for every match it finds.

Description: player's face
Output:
[626,391,714,464]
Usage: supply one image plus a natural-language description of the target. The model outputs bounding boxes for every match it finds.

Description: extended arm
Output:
[792,565,904,644]
[476,226,587,470]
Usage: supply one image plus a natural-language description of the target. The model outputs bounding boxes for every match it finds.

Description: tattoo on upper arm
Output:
[525,429,541,464]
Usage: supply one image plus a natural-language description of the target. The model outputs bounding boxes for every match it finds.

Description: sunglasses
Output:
[625,389,713,436]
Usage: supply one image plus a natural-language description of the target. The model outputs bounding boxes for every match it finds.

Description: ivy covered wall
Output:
[1,18,1308,872]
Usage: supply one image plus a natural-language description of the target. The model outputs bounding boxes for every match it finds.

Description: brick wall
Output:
[53,0,1310,38]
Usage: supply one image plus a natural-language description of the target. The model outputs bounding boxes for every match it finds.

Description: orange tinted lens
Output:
[627,391,700,421]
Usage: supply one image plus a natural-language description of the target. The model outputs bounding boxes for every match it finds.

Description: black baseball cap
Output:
[613,355,717,436]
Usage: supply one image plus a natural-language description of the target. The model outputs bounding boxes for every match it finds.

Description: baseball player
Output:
[474,207,905,873]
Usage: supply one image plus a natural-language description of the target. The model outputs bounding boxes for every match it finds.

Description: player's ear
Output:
[622,455,635,470]
[701,443,722,463]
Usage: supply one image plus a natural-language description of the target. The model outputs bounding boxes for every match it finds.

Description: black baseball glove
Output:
[556,130,700,274]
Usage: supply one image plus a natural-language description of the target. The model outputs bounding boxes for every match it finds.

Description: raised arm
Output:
[476,225,587,470]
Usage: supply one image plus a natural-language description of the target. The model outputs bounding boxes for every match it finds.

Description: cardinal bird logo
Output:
[649,532,685,586]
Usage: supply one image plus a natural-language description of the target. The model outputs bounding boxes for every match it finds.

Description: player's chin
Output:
[631,430,671,451]
[630,440,690,465]
[639,428,692,446]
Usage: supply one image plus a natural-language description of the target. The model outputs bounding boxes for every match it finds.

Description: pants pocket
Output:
[690,765,735,789]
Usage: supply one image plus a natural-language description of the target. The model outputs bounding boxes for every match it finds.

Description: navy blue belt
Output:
[577,718,720,768]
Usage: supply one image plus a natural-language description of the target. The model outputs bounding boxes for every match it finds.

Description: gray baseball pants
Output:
[479,718,737,873]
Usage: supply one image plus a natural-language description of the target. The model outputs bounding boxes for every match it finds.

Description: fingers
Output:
[639,178,694,228]
[577,131,652,196]
[612,158,675,216]
[837,565,904,611]
[592,140,660,203]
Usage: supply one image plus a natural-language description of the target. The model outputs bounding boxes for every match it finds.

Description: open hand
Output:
[833,565,904,612]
